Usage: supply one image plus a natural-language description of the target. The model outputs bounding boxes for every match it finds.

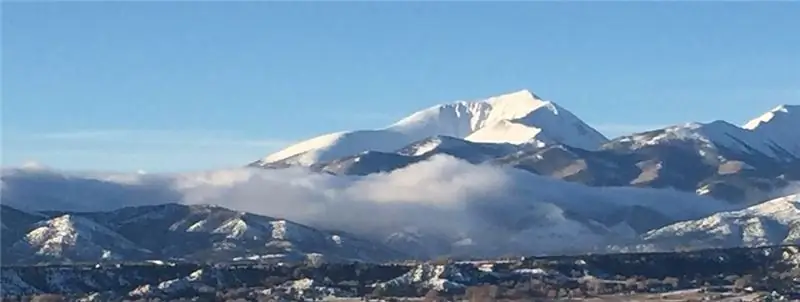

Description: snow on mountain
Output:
[166,206,338,245]
[375,263,474,291]
[464,99,607,149]
[98,203,405,263]
[640,194,800,251]
[129,268,217,298]
[3,154,748,260]
[309,136,519,176]
[608,120,797,162]
[396,135,516,158]
[257,90,608,166]
[261,130,413,166]
[743,104,800,156]
[1,203,405,264]
[608,104,800,163]
[9,214,150,262]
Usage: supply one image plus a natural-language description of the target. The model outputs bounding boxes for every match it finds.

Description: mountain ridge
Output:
[257,89,609,166]
[249,92,799,205]
[0,203,406,265]
[626,193,800,252]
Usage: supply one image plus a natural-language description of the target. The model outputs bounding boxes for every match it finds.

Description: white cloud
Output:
[1,155,743,257]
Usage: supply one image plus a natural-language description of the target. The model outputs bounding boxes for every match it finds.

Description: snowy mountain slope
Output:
[744,104,800,156]
[129,268,217,298]
[311,136,518,175]
[249,89,798,204]
[93,203,407,263]
[605,120,796,163]
[396,135,516,159]
[465,100,607,149]
[8,214,151,263]
[311,151,421,176]
[1,205,51,260]
[607,104,800,163]
[260,130,413,166]
[1,203,405,264]
[3,154,754,261]
[639,194,800,251]
[293,135,794,205]
[375,263,479,292]
[256,89,608,166]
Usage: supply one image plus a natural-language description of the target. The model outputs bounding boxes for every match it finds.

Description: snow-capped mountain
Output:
[637,194,800,251]
[606,104,800,164]
[0,204,404,265]
[255,90,608,166]
[743,104,800,157]
[256,101,800,205]
[3,98,799,262]
[606,120,798,163]
[248,88,799,205]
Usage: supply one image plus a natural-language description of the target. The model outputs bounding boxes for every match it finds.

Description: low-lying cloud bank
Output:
[1,155,756,256]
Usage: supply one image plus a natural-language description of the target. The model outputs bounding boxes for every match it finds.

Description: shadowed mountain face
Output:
[263,136,796,205]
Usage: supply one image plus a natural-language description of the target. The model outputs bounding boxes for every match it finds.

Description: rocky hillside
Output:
[0,204,404,265]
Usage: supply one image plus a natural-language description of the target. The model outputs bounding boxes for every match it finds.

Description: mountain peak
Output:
[502,88,541,98]
[486,89,546,106]
[257,89,608,165]
[388,89,551,135]
[480,89,557,120]
[743,104,798,130]
[740,104,800,156]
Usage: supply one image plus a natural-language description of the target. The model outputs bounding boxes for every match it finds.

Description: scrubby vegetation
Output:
[3,245,800,301]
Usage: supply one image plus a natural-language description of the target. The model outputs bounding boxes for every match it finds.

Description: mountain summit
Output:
[743,104,800,156]
[258,90,608,166]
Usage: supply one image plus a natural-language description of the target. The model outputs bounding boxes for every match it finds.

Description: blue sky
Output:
[3,2,799,172]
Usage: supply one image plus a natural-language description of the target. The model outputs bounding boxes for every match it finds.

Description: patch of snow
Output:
[271,220,287,240]
[260,89,608,165]
[13,214,145,259]
[644,194,800,248]
[232,254,286,261]
[378,263,471,291]
[513,268,548,275]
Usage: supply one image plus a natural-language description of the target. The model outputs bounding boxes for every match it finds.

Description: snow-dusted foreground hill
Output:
[1,203,404,265]
[634,194,800,251]
[4,245,800,300]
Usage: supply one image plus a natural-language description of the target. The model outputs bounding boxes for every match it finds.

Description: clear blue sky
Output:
[3,2,799,172]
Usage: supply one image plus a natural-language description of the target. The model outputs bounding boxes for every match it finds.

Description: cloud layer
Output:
[1,155,749,256]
